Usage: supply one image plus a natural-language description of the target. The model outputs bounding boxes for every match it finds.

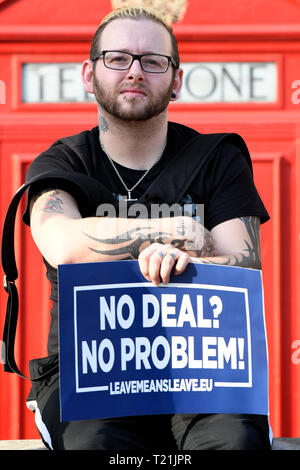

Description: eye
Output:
[144,58,159,66]
[113,55,127,63]
[142,55,168,71]
[107,54,126,63]
[105,52,131,66]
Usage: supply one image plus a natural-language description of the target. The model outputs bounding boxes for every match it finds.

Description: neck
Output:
[98,109,168,170]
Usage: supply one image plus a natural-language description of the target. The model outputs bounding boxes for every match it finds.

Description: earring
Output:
[171,92,176,99]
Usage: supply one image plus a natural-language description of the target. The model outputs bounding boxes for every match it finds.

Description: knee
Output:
[222,425,269,450]
[209,415,271,450]
[175,413,271,450]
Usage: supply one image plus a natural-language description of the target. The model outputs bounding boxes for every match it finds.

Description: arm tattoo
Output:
[82,223,216,260]
[82,227,170,260]
[176,218,185,236]
[202,230,216,257]
[33,189,64,214]
[242,215,261,265]
[200,216,262,269]
[175,219,216,257]
[170,230,216,258]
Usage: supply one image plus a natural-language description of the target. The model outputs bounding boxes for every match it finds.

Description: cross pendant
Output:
[125,191,138,202]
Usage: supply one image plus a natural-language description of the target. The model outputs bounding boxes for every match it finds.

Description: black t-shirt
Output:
[24,121,269,355]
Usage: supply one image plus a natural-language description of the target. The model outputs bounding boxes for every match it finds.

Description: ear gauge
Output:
[171,92,176,99]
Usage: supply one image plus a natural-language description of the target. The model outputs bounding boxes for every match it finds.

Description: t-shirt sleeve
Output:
[22,148,76,225]
[203,142,270,231]
[22,145,107,226]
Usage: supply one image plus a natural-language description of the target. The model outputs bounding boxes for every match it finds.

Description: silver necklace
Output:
[99,135,166,202]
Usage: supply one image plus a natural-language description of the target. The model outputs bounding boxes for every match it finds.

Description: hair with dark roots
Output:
[89,6,180,72]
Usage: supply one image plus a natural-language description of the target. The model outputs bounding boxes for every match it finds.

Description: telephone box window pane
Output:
[21,61,277,104]
[179,62,277,103]
[22,63,95,103]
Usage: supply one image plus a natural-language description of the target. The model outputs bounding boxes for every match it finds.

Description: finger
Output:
[160,252,178,284]
[174,253,191,275]
[148,250,165,286]
[138,243,163,280]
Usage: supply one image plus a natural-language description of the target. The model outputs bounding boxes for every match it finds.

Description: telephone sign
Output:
[22,61,277,104]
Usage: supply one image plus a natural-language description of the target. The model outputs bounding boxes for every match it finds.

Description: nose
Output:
[126,58,145,81]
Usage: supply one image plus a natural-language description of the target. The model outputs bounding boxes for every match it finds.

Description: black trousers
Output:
[28,371,271,451]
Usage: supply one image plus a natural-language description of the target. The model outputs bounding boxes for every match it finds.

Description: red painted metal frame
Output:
[252,153,283,434]
[0,0,300,440]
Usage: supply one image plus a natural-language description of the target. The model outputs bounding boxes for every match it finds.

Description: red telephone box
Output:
[0,0,300,439]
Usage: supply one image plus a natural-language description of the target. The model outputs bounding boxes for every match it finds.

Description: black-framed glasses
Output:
[91,50,177,73]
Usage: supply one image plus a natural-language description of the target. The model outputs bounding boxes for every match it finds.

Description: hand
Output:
[158,216,216,258]
[138,242,191,286]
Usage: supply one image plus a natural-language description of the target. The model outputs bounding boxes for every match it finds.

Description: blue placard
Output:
[58,261,269,422]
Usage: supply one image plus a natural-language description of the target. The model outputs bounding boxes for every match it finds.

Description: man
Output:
[24,7,271,450]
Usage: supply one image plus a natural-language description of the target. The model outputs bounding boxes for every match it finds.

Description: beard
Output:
[92,76,174,122]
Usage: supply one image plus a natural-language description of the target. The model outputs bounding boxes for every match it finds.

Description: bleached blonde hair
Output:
[90,6,180,69]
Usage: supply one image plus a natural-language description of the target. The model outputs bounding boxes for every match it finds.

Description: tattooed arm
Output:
[191,216,262,269]
[137,216,261,285]
[29,188,213,270]
[29,187,261,288]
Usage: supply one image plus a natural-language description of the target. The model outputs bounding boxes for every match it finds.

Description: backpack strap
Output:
[1,178,58,380]
[1,171,115,381]
[139,132,252,205]
[1,132,251,381]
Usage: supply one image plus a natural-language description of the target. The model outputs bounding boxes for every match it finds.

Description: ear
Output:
[170,67,183,101]
[82,59,95,94]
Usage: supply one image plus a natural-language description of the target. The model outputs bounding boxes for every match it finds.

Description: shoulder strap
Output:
[1,171,115,381]
[139,132,252,205]
[1,132,251,381]
[1,178,58,380]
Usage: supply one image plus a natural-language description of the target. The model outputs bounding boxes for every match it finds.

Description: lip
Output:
[120,88,147,96]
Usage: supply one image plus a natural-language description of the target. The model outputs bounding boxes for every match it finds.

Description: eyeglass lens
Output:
[104,51,169,72]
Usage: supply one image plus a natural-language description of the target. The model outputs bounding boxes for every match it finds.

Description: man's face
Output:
[92,18,177,121]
